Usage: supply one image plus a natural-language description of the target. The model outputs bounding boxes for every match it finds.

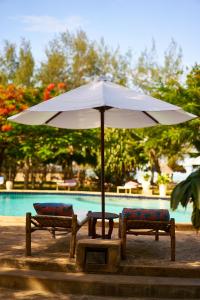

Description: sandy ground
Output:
[0,216,199,267]
[0,216,199,299]
[0,288,194,300]
[0,289,141,300]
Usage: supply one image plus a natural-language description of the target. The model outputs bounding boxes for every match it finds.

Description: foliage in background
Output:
[157,174,171,185]
[0,39,34,86]
[0,29,199,193]
[171,169,200,230]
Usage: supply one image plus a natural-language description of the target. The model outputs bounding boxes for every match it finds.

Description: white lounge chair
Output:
[56,179,77,191]
[117,181,140,194]
[0,176,4,185]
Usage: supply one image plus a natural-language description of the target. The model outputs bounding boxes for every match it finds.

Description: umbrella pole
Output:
[100,108,105,239]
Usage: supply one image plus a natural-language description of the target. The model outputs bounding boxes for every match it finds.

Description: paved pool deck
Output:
[0,190,199,298]
[0,216,199,270]
[0,189,199,269]
[0,215,199,299]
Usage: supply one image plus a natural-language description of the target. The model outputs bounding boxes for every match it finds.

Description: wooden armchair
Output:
[26,212,88,258]
[118,208,175,261]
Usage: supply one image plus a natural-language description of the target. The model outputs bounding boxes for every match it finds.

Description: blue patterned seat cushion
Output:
[33,203,73,216]
[122,208,170,221]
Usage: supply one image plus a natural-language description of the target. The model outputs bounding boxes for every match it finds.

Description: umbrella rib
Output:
[142,111,159,124]
[45,112,62,124]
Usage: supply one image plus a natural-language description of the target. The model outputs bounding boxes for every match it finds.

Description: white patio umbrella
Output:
[8,77,196,237]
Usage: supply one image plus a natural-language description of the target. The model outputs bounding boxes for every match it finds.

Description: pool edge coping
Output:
[0,190,194,229]
[0,189,170,200]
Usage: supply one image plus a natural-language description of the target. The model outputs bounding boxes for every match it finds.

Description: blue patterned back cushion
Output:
[33,203,73,216]
[122,208,170,221]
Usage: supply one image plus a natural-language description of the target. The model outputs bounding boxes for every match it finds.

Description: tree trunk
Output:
[0,146,6,173]
[30,166,36,189]
[38,165,47,189]
[63,159,73,179]
[23,158,30,189]
[149,149,161,185]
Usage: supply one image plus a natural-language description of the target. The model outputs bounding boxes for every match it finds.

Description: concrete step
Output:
[119,264,200,278]
[0,268,200,298]
[0,288,194,300]
[1,257,200,279]
[0,256,76,273]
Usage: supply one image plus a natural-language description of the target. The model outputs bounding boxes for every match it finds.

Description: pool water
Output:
[0,192,192,223]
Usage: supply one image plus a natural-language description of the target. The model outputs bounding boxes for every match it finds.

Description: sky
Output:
[0,0,199,68]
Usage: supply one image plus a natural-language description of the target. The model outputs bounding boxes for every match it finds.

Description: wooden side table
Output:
[87,212,119,239]
[76,239,121,273]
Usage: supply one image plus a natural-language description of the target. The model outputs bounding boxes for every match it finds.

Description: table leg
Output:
[88,217,92,236]
[91,218,97,238]
[107,219,114,239]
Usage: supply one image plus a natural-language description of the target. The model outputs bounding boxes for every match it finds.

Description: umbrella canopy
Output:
[9,79,195,128]
[8,78,196,237]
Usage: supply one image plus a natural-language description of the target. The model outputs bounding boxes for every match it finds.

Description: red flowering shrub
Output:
[20,104,28,111]
[7,104,16,113]
[47,83,55,91]
[43,82,67,101]
[57,82,66,89]
[0,84,34,135]
[44,90,51,101]
[0,108,9,116]
[1,124,12,132]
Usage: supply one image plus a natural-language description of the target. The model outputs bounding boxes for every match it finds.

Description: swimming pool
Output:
[0,192,192,223]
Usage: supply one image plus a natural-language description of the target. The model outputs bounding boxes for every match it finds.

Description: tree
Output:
[0,84,28,175]
[95,128,147,186]
[0,84,45,186]
[0,41,17,84]
[132,39,183,93]
[181,64,200,160]
[37,30,132,89]
[2,32,198,191]
[0,39,35,87]
[14,39,35,86]
[132,43,197,180]
[161,39,183,84]
[37,49,67,85]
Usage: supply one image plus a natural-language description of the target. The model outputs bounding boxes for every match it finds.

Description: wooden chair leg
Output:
[70,232,77,258]
[155,229,159,241]
[118,213,122,238]
[26,212,32,256]
[121,218,127,259]
[170,218,176,261]
[69,215,77,258]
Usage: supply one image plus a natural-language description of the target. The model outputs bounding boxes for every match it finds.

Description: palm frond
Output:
[170,180,191,209]
[170,168,200,229]
[191,206,200,230]
[191,178,200,209]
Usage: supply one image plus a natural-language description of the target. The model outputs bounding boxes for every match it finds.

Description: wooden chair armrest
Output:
[78,216,89,227]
